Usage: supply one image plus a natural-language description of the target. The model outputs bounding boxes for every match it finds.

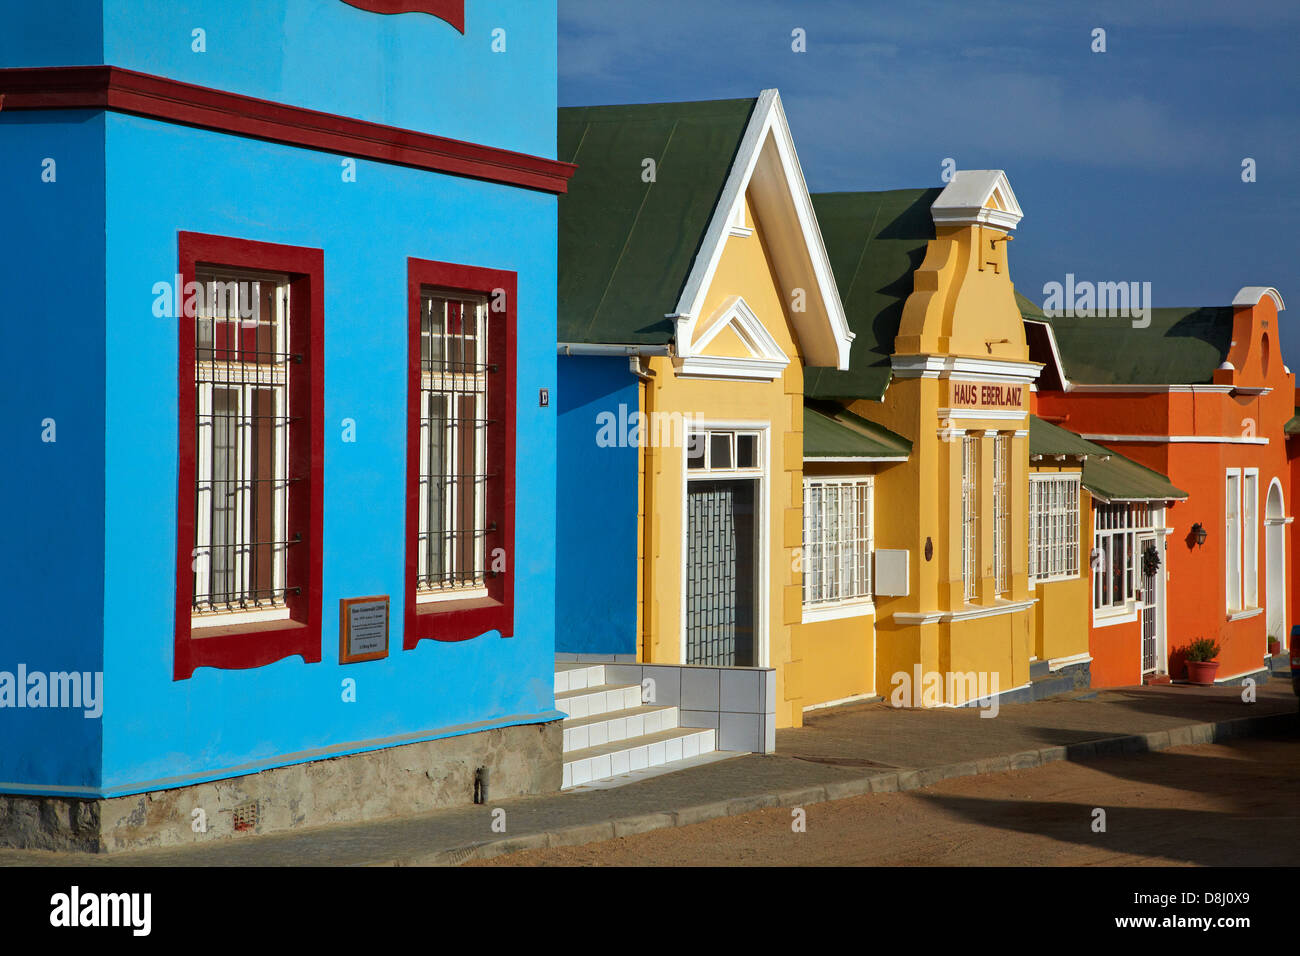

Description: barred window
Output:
[961,435,978,602]
[1093,502,1155,611]
[418,291,489,599]
[993,434,1009,595]
[1029,475,1080,582]
[192,270,293,623]
[802,477,873,607]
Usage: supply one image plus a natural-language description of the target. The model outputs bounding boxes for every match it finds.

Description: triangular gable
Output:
[930,170,1023,231]
[671,90,853,371]
[678,295,791,381]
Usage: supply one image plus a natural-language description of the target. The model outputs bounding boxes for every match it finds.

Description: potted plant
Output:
[1184,638,1221,685]
[1269,637,1281,657]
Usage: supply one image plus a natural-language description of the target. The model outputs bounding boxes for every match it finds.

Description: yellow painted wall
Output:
[638,192,826,728]
[1028,465,1091,666]
[840,213,1041,706]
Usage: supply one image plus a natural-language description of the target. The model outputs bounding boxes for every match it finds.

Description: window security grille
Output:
[192,272,293,618]
[1092,502,1154,611]
[961,435,978,602]
[1029,475,1080,582]
[802,478,873,606]
[418,292,491,598]
[993,434,1009,595]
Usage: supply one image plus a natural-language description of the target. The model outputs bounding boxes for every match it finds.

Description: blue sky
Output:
[559,0,1300,366]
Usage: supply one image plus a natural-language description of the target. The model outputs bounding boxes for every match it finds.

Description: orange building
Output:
[1029,287,1292,685]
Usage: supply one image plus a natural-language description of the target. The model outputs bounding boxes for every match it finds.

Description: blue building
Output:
[0,0,572,851]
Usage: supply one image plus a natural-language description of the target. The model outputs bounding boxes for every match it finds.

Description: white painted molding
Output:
[930,170,1024,231]
[893,598,1037,626]
[669,89,853,370]
[675,294,791,381]
[1232,286,1286,311]
[892,354,1043,384]
[937,407,1028,422]
[1079,433,1269,446]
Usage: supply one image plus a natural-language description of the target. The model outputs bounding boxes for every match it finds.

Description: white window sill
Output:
[802,599,875,624]
[1030,573,1081,588]
[192,605,290,629]
[1092,603,1137,628]
[1227,607,1263,622]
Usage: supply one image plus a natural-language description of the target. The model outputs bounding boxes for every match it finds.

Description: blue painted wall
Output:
[0,0,561,797]
[0,0,557,159]
[555,356,639,655]
[0,112,107,791]
[88,113,559,796]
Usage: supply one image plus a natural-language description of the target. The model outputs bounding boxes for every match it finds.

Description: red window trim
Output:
[405,258,516,648]
[174,232,325,680]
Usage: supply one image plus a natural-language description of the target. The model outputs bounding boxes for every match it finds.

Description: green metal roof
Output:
[803,401,912,460]
[803,188,940,401]
[1029,415,1187,503]
[557,98,757,345]
[1286,411,1300,436]
[1037,306,1233,385]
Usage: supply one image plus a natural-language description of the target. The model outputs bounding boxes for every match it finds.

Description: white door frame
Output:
[1137,531,1167,676]
[1265,476,1287,647]
[679,419,771,668]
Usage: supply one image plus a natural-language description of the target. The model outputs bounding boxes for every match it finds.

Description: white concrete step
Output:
[555,682,642,720]
[562,726,717,790]
[561,703,679,752]
[554,662,606,695]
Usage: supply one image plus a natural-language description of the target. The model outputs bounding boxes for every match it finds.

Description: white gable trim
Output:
[676,294,791,382]
[1232,286,1286,311]
[931,169,1023,232]
[667,89,853,370]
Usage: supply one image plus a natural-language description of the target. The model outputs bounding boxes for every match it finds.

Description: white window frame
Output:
[1243,468,1259,610]
[993,433,1009,595]
[192,270,291,629]
[416,292,490,604]
[1029,473,1081,585]
[1092,501,1159,622]
[961,435,978,603]
[1226,469,1242,613]
[801,476,874,621]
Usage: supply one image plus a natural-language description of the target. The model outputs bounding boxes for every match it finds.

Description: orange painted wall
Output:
[1037,296,1293,684]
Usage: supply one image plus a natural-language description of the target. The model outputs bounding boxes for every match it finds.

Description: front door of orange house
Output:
[1138,534,1162,676]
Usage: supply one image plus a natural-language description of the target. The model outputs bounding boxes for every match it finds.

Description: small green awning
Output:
[803,401,912,461]
[1029,415,1187,504]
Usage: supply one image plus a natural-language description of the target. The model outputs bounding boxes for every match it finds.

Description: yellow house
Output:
[806,172,1092,706]
[557,90,887,771]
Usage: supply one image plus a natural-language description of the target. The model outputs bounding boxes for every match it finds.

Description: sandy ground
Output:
[473,734,1300,866]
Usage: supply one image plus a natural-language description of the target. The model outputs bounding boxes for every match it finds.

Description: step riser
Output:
[563,729,716,789]
[562,707,679,753]
[556,684,642,720]
[553,664,606,695]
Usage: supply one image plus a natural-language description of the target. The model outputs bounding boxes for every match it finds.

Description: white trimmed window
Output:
[1243,470,1258,609]
[802,477,873,608]
[1226,470,1241,612]
[417,291,490,602]
[1093,502,1158,612]
[961,435,978,602]
[1029,474,1080,583]
[993,434,1010,595]
[192,270,291,626]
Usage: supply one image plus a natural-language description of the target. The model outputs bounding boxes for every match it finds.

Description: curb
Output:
[392,709,1297,866]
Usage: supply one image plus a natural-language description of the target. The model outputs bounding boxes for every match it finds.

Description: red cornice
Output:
[340,0,465,34]
[0,66,575,194]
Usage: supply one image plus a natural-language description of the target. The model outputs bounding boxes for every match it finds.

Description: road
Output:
[475,734,1300,866]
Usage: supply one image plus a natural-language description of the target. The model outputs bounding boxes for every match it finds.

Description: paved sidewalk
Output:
[1,680,1294,867]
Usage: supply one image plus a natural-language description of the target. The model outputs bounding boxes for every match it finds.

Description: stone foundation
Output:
[1,719,562,853]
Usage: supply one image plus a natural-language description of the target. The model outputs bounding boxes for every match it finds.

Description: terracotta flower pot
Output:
[1186,660,1220,685]
[1269,641,1281,656]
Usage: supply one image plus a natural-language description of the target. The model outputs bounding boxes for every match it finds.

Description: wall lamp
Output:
[1191,522,1208,547]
